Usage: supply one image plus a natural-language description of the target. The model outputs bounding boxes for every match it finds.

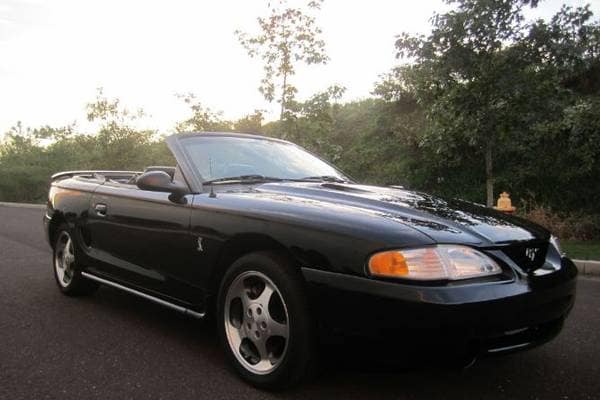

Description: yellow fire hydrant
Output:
[494,192,516,213]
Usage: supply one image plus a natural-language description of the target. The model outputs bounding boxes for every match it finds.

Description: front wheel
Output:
[217,251,316,389]
[53,225,98,296]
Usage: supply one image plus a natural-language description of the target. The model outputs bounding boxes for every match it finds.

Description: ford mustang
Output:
[43,132,577,388]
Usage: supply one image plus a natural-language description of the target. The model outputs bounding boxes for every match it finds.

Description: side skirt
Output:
[81,271,205,319]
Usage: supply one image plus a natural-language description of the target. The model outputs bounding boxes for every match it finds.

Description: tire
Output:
[217,251,316,389]
[52,224,99,296]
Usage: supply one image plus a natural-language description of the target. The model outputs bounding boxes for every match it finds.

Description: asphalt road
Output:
[1,205,599,400]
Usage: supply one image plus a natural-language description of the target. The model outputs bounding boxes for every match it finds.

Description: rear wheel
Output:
[53,225,98,296]
[217,251,316,389]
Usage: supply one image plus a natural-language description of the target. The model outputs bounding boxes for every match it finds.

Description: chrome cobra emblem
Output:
[525,247,538,261]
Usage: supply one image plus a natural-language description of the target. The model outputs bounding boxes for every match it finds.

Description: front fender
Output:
[190,192,434,283]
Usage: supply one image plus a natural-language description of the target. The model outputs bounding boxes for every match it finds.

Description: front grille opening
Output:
[502,241,549,272]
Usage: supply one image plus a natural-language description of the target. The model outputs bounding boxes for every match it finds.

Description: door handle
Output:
[94,203,108,217]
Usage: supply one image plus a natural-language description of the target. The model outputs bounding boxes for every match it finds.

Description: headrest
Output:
[144,166,176,180]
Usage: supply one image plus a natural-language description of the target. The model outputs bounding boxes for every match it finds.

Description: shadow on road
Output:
[76,282,595,400]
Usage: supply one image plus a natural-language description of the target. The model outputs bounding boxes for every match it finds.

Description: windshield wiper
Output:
[299,175,348,183]
[203,174,349,185]
[203,175,285,185]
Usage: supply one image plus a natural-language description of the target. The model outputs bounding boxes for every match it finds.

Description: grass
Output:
[562,240,600,261]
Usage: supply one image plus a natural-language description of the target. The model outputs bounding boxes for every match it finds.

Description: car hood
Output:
[255,181,549,246]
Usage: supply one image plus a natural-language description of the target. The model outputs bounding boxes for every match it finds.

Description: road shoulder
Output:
[0,202,45,209]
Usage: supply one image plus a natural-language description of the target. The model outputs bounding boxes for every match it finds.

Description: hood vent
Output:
[320,183,370,193]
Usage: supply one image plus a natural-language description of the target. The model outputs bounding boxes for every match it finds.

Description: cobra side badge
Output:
[197,237,204,252]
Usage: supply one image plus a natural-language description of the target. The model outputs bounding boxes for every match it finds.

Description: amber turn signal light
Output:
[368,251,409,277]
[368,245,502,281]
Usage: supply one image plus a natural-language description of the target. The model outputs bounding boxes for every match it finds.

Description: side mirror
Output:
[136,171,189,202]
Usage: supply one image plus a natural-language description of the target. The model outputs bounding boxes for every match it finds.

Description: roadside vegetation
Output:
[1,0,599,242]
[562,241,600,260]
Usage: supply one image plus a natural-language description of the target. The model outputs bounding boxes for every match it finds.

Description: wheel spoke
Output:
[56,252,65,269]
[253,336,269,361]
[65,238,73,257]
[256,284,274,307]
[241,291,251,312]
[228,278,250,309]
[64,239,75,266]
[239,325,249,340]
[268,319,288,338]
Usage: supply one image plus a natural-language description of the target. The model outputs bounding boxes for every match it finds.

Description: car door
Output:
[85,181,201,305]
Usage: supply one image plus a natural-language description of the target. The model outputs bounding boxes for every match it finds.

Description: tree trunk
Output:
[280,71,287,122]
[485,140,494,207]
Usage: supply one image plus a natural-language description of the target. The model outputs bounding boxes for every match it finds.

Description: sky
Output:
[0,0,598,135]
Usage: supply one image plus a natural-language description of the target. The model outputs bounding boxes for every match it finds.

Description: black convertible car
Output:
[44,132,577,388]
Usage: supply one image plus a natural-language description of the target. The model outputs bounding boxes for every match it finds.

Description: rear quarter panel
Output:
[46,177,101,247]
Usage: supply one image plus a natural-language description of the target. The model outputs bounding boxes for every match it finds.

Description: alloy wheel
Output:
[224,270,290,375]
[54,231,75,288]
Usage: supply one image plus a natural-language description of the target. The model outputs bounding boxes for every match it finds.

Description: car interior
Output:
[121,166,181,186]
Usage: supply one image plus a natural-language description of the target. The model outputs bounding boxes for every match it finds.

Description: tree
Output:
[283,85,345,159]
[386,0,599,207]
[85,88,156,170]
[174,93,234,132]
[175,94,267,134]
[236,0,328,123]
[233,110,265,133]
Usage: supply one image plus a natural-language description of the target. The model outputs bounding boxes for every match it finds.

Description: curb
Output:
[0,202,45,209]
[573,260,600,277]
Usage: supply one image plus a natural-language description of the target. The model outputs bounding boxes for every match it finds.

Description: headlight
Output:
[368,245,502,280]
[550,235,563,255]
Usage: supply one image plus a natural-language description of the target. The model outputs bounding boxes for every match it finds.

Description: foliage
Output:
[175,93,266,134]
[0,91,173,202]
[375,0,600,211]
[174,93,236,133]
[236,0,328,121]
[0,0,599,239]
[85,89,162,170]
[519,206,600,240]
[233,110,265,134]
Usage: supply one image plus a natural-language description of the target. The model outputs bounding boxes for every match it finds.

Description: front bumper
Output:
[302,257,577,356]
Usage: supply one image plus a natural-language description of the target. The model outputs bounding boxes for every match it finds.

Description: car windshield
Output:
[179,135,348,183]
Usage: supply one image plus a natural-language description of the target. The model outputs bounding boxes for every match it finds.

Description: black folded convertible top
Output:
[50,170,141,182]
